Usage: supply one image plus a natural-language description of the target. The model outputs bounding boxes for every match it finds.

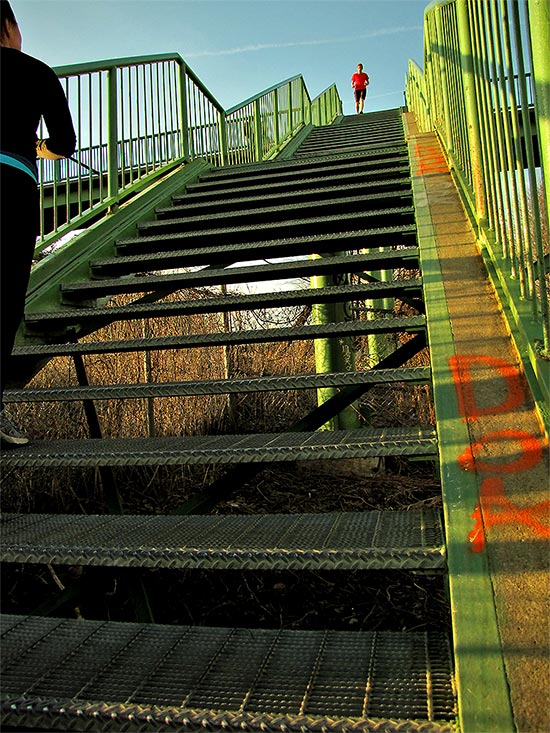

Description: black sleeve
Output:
[39,63,76,158]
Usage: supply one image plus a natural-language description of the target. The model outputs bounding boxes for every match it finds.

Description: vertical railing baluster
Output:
[106,65,119,208]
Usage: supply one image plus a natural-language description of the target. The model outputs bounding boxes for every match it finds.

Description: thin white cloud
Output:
[185,25,422,58]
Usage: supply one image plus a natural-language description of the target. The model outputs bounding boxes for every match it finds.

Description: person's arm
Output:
[36,64,76,160]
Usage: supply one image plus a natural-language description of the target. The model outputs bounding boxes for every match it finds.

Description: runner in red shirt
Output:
[351,63,369,114]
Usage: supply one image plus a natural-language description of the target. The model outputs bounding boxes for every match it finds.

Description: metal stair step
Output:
[136,204,415,239]
[199,145,408,179]
[0,614,457,732]
[1,508,446,571]
[192,148,409,190]
[25,280,423,332]
[299,125,404,140]
[305,123,403,140]
[296,134,405,151]
[5,366,431,403]
[0,427,438,468]
[173,176,411,213]
[62,250,421,301]
[183,163,411,200]
[155,188,412,224]
[114,222,416,258]
[293,144,403,159]
[294,141,406,158]
[14,316,426,359]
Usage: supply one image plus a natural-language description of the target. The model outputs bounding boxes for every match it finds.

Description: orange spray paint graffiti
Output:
[450,355,549,552]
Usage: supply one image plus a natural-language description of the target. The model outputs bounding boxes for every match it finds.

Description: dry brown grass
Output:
[2,288,436,514]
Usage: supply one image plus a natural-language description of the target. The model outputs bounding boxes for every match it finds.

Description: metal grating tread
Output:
[14,317,426,359]
[295,139,406,156]
[0,614,456,732]
[303,126,403,141]
[191,159,410,194]
[5,367,431,404]
[171,177,412,210]
[114,224,416,258]
[197,146,409,181]
[24,281,423,330]
[184,164,411,200]
[0,509,446,571]
[135,205,415,238]
[61,250,421,300]
[153,191,413,225]
[0,427,438,468]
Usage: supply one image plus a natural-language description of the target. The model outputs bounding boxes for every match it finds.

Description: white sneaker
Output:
[0,407,29,445]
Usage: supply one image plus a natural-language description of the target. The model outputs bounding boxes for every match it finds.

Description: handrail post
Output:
[218,110,228,166]
[301,82,307,125]
[435,7,453,151]
[456,0,487,228]
[288,81,293,132]
[527,0,550,352]
[253,98,263,161]
[527,0,550,222]
[273,91,280,148]
[178,61,191,161]
[106,67,119,210]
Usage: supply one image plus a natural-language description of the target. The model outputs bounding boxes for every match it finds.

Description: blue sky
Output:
[12,0,428,115]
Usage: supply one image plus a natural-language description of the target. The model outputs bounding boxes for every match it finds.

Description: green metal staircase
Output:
[1,111,457,731]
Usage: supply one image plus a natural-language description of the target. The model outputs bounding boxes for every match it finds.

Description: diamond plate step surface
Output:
[0,509,446,571]
[187,150,409,192]
[24,280,423,331]
[295,134,407,156]
[0,427,438,468]
[61,250,420,301]
[135,205,415,240]
[14,317,426,359]
[113,224,416,259]
[0,614,456,733]
[5,367,430,404]
[171,177,412,214]
[183,162,411,200]
[154,190,413,227]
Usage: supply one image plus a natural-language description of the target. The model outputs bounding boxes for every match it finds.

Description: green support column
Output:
[456,0,487,228]
[311,259,359,431]
[366,263,396,364]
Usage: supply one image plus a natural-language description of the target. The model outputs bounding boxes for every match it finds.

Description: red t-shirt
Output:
[351,72,369,90]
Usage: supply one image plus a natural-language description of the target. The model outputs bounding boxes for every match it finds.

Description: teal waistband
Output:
[0,153,38,184]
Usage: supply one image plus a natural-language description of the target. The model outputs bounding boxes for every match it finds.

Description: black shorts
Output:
[354,88,367,101]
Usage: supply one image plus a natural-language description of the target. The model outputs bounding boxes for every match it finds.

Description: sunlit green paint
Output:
[405,0,550,393]
[409,137,515,733]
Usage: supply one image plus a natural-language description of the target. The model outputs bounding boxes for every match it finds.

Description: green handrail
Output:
[405,0,550,365]
[37,53,342,256]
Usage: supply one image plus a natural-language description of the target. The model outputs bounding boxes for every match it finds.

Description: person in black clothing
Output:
[0,0,76,444]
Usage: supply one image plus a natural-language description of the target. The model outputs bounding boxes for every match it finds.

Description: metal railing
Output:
[37,53,342,255]
[405,0,550,358]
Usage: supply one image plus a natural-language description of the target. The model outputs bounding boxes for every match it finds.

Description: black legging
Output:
[0,164,39,403]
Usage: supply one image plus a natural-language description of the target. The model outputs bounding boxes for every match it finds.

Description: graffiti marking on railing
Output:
[450,355,549,552]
